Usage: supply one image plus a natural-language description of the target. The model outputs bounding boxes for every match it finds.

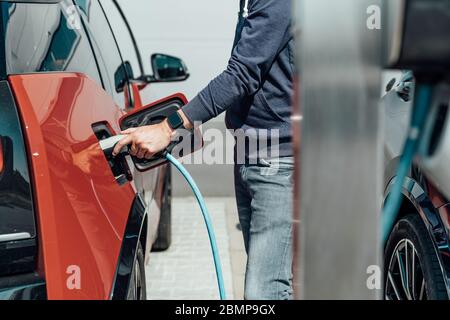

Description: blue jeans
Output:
[234,157,294,300]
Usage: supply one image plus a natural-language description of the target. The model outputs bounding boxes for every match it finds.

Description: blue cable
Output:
[165,153,227,300]
[382,83,433,244]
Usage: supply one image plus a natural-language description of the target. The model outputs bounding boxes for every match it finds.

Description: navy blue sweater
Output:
[182,0,294,160]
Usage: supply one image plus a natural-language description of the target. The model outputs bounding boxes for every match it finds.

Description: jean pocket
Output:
[258,158,294,176]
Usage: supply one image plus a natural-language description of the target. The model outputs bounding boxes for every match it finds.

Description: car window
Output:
[1,0,102,86]
[75,0,129,108]
[99,0,141,80]
[0,81,35,240]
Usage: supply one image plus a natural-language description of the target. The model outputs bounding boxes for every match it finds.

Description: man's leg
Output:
[236,158,294,300]
[234,164,252,253]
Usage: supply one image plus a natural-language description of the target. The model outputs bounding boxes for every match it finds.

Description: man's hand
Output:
[112,120,173,159]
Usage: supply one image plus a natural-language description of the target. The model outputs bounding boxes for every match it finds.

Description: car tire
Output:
[152,166,172,251]
[127,242,147,300]
[384,214,448,300]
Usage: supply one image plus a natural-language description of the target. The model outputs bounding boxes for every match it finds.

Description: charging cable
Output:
[382,83,433,243]
[164,152,227,300]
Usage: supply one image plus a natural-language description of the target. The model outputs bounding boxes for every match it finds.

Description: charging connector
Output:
[99,134,127,158]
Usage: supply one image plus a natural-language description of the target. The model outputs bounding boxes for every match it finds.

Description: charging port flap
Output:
[119,94,203,172]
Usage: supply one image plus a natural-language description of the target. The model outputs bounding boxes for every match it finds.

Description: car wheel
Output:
[384,214,448,300]
[152,166,172,251]
[127,242,147,300]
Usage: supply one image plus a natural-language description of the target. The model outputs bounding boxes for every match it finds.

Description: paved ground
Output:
[146,198,246,300]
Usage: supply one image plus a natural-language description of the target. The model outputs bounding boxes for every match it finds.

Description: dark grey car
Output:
[383,70,450,300]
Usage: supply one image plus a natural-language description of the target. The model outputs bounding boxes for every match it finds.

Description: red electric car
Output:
[0,0,192,299]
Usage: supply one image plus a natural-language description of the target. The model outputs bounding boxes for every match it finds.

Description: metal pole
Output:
[293,0,383,299]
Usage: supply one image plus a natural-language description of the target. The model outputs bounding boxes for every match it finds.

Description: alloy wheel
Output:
[385,239,427,300]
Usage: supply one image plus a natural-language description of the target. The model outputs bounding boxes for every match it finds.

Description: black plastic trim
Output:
[112,0,144,77]
[0,239,37,277]
[110,194,146,300]
[0,272,46,300]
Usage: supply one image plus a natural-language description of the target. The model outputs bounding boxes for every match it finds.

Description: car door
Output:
[93,0,164,246]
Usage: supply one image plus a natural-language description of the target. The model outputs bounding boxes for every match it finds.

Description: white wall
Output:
[118,0,237,115]
[118,0,238,196]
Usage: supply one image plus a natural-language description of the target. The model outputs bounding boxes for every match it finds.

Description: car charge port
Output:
[92,122,132,186]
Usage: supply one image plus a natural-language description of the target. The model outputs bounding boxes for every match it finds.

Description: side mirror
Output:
[384,0,450,73]
[151,54,190,83]
[119,94,202,171]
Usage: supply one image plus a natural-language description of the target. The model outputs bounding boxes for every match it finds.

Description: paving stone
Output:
[146,198,238,300]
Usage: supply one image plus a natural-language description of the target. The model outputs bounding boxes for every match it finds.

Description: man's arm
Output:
[113,0,292,158]
[181,0,292,125]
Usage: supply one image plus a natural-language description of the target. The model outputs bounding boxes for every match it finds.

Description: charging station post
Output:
[293,0,383,299]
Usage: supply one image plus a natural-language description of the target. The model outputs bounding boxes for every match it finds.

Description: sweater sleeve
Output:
[182,0,292,124]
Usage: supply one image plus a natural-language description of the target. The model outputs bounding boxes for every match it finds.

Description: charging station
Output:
[294,0,450,300]
[294,0,383,300]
